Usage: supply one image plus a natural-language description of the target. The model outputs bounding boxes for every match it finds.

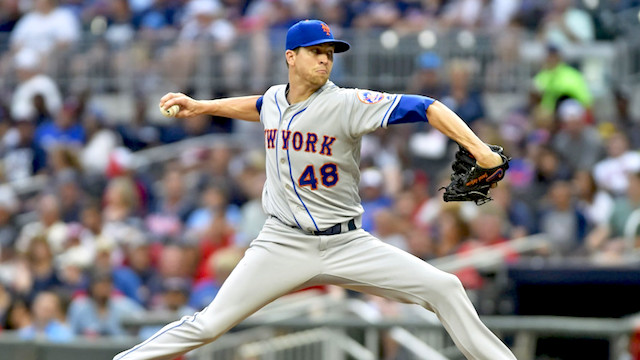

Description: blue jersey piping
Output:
[380,94,399,127]
[274,90,303,229]
[286,107,320,231]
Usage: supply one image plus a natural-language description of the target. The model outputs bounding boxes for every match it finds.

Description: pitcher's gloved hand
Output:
[440,144,510,205]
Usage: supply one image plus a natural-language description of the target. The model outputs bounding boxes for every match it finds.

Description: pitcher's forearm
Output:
[427,101,498,167]
[200,96,262,122]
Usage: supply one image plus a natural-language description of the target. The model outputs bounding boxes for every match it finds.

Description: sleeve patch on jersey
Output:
[357,90,385,104]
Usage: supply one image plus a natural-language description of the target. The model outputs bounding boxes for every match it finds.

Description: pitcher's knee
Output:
[433,272,466,302]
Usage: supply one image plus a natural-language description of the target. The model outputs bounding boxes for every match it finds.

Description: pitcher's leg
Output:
[324,234,516,360]
[114,240,320,360]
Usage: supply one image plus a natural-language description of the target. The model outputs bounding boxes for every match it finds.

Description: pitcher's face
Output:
[288,44,335,87]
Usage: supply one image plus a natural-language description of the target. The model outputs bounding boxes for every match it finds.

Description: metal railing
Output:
[236,328,375,360]
[0,28,635,96]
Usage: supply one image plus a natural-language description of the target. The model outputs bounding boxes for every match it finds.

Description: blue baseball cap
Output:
[286,20,350,53]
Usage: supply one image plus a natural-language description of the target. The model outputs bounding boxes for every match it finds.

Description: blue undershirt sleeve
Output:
[256,96,264,113]
[386,95,435,125]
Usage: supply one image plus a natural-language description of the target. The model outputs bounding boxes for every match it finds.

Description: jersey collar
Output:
[282,81,335,107]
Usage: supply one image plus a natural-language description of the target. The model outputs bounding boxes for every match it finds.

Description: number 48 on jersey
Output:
[298,163,338,190]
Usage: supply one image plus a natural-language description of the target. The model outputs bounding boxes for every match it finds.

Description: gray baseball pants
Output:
[114,217,516,360]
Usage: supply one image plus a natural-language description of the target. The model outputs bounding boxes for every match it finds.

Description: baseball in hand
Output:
[160,104,180,117]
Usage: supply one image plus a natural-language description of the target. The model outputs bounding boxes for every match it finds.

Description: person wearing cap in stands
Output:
[551,99,602,172]
[117,19,516,360]
[407,51,444,99]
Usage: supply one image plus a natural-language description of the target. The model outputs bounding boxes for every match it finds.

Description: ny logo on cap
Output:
[321,23,331,36]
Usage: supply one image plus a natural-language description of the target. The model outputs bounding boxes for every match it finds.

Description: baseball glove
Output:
[440,144,510,205]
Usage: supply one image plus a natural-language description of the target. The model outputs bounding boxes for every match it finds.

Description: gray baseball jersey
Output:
[259,81,428,232]
[113,81,516,360]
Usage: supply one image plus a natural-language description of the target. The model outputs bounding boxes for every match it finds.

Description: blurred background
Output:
[1,0,640,359]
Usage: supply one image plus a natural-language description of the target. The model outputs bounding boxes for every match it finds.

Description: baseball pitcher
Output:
[115,19,515,360]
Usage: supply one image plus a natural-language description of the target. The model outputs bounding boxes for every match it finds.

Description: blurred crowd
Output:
[1,0,640,344]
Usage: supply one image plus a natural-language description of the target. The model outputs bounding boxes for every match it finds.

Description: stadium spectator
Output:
[57,254,89,301]
[551,99,602,172]
[2,297,31,331]
[151,277,193,314]
[47,145,82,178]
[536,0,595,45]
[360,128,404,196]
[186,183,240,240]
[134,0,182,34]
[80,108,121,175]
[234,163,268,248]
[146,165,196,241]
[72,201,105,261]
[587,170,640,253]
[523,145,572,207]
[161,0,237,93]
[531,44,593,124]
[489,179,537,238]
[538,180,588,255]
[54,171,84,223]
[572,169,614,229]
[21,236,63,302]
[192,200,235,280]
[139,277,195,339]
[2,113,46,180]
[400,172,435,231]
[8,0,80,73]
[33,100,85,167]
[101,176,146,263]
[189,246,242,310]
[440,0,484,29]
[452,204,518,291]
[408,52,445,99]
[613,87,640,149]
[592,131,640,196]
[194,144,245,205]
[116,97,161,152]
[486,0,522,30]
[350,0,401,29]
[18,291,74,342]
[441,58,486,127]
[392,189,422,233]
[359,167,393,233]
[112,241,154,306]
[405,227,436,261]
[139,245,196,306]
[10,47,62,123]
[103,176,143,224]
[432,204,471,258]
[372,208,409,251]
[67,269,143,337]
[16,194,68,255]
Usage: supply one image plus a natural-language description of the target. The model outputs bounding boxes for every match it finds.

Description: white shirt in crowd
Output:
[10,6,80,54]
[593,151,640,196]
[11,74,62,120]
